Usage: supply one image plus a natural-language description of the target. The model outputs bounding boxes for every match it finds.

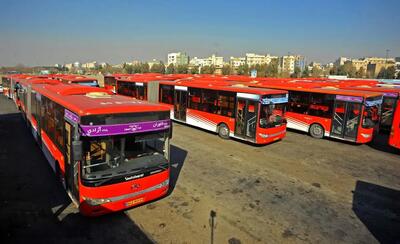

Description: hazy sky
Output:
[0,0,399,66]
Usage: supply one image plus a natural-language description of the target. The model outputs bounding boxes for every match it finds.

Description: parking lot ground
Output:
[1,94,399,243]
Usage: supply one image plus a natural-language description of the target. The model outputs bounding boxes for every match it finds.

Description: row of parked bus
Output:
[101,73,399,149]
[1,74,174,216]
[3,73,399,149]
[1,73,398,216]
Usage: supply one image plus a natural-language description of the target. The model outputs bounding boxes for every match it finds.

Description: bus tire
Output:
[309,123,324,139]
[217,123,230,139]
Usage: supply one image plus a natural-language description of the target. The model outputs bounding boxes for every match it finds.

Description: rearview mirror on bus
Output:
[72,141,83,161]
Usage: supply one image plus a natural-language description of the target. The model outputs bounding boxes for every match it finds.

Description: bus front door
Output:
[331,101,361,141]
[235,98,258,140]
[174,88,187,122]
[65,122,79,203]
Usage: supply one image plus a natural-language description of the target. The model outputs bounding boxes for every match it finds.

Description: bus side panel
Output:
[285,112,332,136]
[186,109,235,134]
[41,130,65,175]
[79,170,170,216]
[389,100,400,149]
[356,127,374,144]
[30,117,39,142]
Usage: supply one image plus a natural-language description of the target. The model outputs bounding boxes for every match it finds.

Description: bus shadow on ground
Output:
[367,133,400,155]
[0,112,155,244]
[168,144,188,195]
[352,180,400,244]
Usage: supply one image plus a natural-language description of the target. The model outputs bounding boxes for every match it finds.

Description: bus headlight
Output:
[361,133,371,138]
[258,133,269,138]
[160,179,169,187]
[83,197,111,206]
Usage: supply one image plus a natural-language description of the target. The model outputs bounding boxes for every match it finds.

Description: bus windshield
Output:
[380,97,396,131]
[362,97,382,129]
[82,130,169,183]
[259,103,286,128]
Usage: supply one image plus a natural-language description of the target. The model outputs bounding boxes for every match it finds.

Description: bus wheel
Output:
[309,124,324,139]
[217,123,230,139]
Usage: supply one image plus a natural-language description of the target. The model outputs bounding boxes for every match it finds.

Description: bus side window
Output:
[308,93,334,118]
[217,91,235,117]
[202,89,218,114]
[160,85,174,104]
[188,88,202,110]
[289,91,309,115]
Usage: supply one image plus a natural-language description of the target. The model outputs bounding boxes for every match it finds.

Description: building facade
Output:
[189,54,224,68]
[230,57,246,67]
[82,61,98,69]
[167,52,189,66]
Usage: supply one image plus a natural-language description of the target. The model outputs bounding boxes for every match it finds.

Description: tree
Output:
[222,64,232,75]
[311,67,323,77]
[124,64,134,74]
[301,67,310,77]
[265,60,279,77]
[166,64,175,74]
[201,65,216,74]
[291,66,301,78]
[132,63,142,73]
[150,62,165,73]
[176,64,189,74]
[190,66,200,74]
[378,66,396,79]
[237,64,249,75]
[385,66,396,79]
[342,62,357,77]
[355,67,365,78]
[141,63,150,73]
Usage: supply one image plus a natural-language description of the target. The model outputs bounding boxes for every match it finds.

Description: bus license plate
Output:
[125,197,144,207]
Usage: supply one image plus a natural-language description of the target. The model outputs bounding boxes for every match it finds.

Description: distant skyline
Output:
[0,0,399,66]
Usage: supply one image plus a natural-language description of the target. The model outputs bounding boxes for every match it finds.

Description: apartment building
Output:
[350,59,368,71]
[81,61,98,69]
[335,57,351,67]
[167,52,189,66]
[245,53,278,66]
[279,55,305,74]
[229,57,246,67]
[189,54,224,68]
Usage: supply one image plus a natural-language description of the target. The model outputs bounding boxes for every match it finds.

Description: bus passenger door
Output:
[235,98,257,140]
[65,122,79,202]
[331,101,361,141]
[174,87,187,122]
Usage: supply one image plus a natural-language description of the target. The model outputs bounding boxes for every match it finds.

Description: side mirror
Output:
[72,141,83,161]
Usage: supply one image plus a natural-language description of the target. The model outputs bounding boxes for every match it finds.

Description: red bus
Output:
[1,74,31,99]
[248,81,383,143]
[258,78,400,149]
[56,75,99,87]
[157,80,288,144]
[18,81,172,216]
[115,74,189,100]
[104,73,174,93]
[333,83,400,149]
[15,77,60,114]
